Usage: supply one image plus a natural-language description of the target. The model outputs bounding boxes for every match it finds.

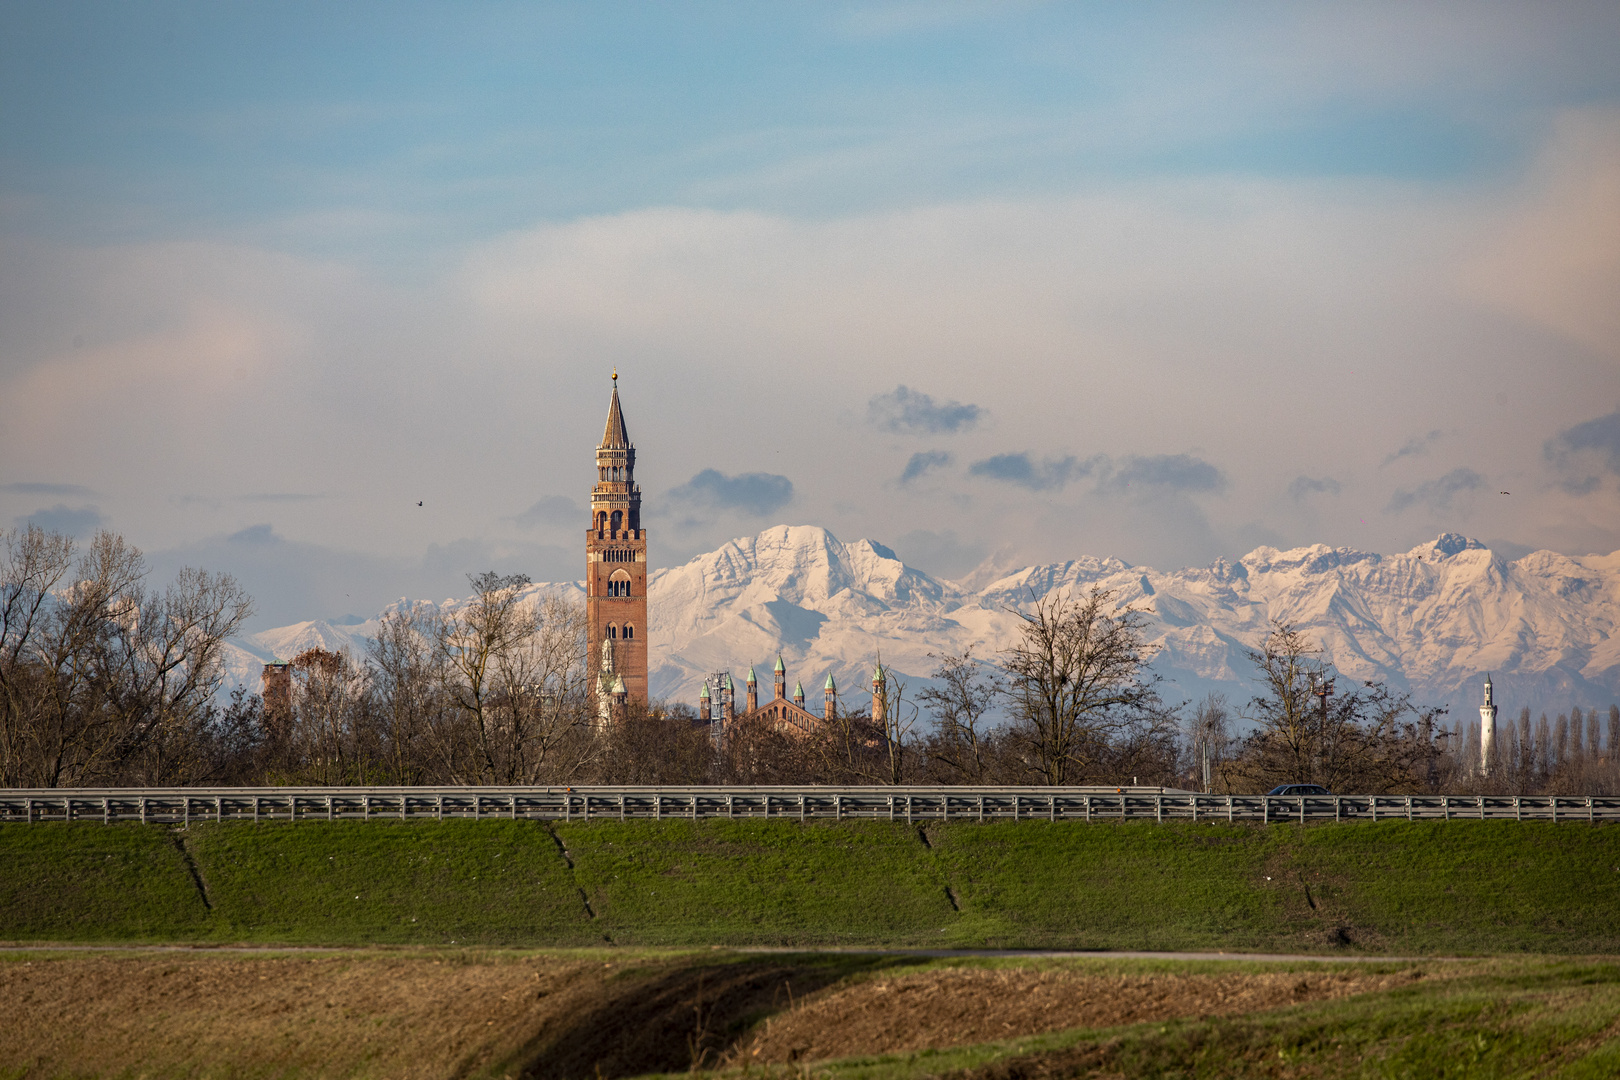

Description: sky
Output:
[2,1,1619,630]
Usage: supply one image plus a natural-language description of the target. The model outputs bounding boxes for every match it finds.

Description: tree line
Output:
[5,525,1617,793]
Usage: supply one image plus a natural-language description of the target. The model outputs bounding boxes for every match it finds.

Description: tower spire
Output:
[586,373,647,709]
[601,375,632,450]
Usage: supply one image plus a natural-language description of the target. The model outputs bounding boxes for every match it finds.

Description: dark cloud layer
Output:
[899,450,952,485]
[668,469,793,515]
[2,482,96,496]
[1386,467,1486,513]
[968,451,1225,496]
[968,452,1083,492]
[1100,454,1227,494]
[513,495,581,529]
[15,504,106,537]
[1382,430,1444,467]
[868,386,984,435]
[1545,409,1620,494]
[1288,475,1343,500]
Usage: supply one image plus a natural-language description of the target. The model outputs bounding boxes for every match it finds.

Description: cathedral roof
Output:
[600,377,632,449]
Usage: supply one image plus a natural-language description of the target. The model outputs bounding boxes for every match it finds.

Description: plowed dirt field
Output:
[0,949,1439,1079]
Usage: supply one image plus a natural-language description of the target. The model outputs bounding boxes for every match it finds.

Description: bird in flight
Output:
[417,501,424,506]
[1499,491,1510,495]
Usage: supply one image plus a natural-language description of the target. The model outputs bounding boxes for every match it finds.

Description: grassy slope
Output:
[0,823,209,941]
[3,818,1619,952]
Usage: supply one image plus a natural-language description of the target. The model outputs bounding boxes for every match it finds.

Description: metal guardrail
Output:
[2,786,1617,825]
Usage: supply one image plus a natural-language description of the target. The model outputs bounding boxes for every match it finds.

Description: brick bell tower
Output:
[587,371,648,707]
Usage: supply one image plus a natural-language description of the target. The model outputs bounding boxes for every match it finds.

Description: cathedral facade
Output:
[587,373,648,708]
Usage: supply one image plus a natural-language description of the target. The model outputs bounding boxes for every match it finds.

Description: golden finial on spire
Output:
[611,368,618,383]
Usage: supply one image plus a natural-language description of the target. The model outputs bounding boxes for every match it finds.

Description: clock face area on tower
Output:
[586,375,649,705]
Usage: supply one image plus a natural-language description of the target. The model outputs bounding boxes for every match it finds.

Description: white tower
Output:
[1480,674,1497,775]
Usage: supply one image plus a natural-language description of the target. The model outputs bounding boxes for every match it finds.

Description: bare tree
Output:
[367,606,444,784]
[0,526,251,787]
[1185,693,1230,793]
[1228,621,1446,793]
[427,575,590,784]
[917,650,1002,783]
[999,587,1161,785]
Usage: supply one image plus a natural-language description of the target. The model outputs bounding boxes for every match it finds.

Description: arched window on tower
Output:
[595,511,607,532]
[609,569,631,597]
[624,624,634,639]
[608,624,617,640]
[610,509,623,534]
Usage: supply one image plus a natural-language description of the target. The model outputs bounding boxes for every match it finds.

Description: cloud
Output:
[15,504,106,538]
[239,492,326,503]
[668,469,794,516]
[1098,454,1227,495]
[1382,429,1445,466]
[967,451,1226,497]
[899,450,953,485]
[868,385,984,435]
[1544,408,1620,493]
[1386,467,1486,513]
[228,523,279,545]
[968,453,1084,492]
[513,495,582,529]
[1,482,96,496]
[1288,475,1343,500]
[889,528,987,581]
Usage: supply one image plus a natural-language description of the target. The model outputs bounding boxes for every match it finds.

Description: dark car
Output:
[1266,784,1332,796]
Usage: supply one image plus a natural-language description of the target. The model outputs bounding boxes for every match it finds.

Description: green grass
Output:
[0,822,210,940]
[3,818,1620,953]
[562,820,955,945]
[188,818,594,945]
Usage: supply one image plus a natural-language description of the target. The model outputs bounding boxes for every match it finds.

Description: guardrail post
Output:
[1406,796,1412,821]
[1588,796,1594,824]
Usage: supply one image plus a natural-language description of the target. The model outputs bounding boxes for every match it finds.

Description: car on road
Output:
[1266,784,1333,796]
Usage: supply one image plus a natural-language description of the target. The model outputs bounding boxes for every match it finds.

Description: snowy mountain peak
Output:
[222,526,1620,718]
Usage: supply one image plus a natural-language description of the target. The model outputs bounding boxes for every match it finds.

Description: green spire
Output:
[774,655,785,672]
[699,683,710,699]
[794,680,804,697]
[723,673,733,691]
[824,673,836,691]
[747,665,757,683]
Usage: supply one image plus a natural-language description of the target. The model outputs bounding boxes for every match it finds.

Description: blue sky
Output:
[2,1,1619,626]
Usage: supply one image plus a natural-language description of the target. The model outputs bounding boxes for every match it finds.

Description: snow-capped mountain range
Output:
[222,526,1620,718]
